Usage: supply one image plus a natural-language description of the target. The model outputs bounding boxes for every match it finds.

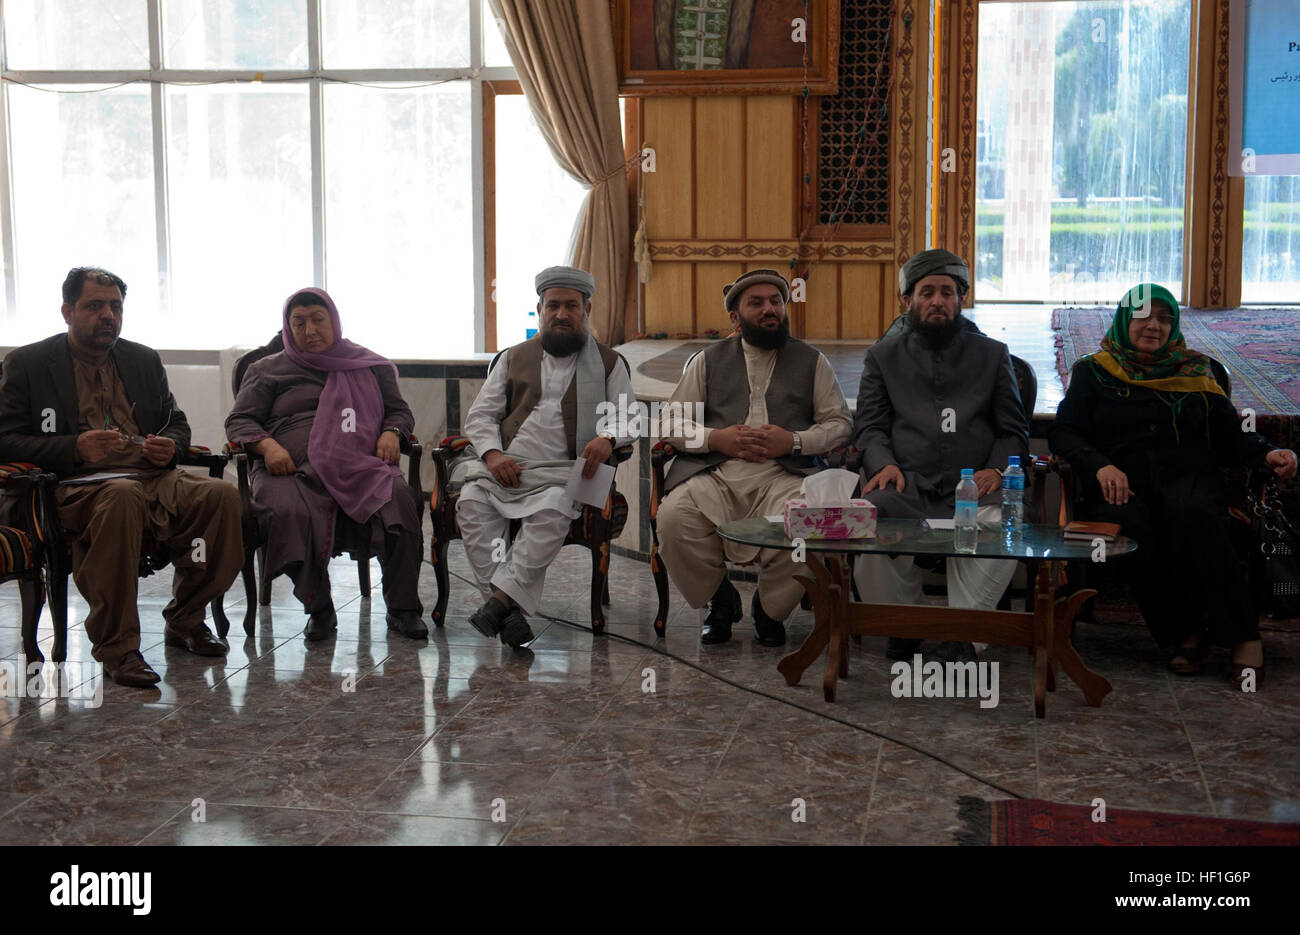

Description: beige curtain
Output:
[489,0,630,344]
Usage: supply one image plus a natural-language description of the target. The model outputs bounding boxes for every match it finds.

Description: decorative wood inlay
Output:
[648,240,895,261]
[1207,0,1231,306]
[894,0,916,271]
[957,0,976,276]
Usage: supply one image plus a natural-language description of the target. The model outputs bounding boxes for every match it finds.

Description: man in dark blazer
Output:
[0,267,242,687]
[852,249,1030,661]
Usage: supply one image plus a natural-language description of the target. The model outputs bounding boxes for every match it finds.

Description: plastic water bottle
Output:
[954,468,979,554]
[525,310,539,339]
[1001,455,1025,541]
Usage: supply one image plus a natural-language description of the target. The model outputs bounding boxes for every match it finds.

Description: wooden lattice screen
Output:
[816,0,894,227]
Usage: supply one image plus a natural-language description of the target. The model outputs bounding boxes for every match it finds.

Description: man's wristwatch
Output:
[791,431,802,455]
[598,430,616,444]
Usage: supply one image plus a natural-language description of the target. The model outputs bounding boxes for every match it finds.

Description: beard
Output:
[738,316,790,350]
[540,322,588,357]
[907,303,964,348]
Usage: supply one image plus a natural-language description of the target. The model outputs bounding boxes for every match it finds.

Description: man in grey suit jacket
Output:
[0,267,242,687]
[852,249,1030,661]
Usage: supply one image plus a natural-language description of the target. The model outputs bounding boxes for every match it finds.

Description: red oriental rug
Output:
[1052,306,1300,416]
[957,796,1300,846]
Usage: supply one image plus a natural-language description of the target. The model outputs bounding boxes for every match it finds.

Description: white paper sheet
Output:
[563,460,616,508]
[59,472,138,486]
[765,515,784,523]
[924,518,956,530]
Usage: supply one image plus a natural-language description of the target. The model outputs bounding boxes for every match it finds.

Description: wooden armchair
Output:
[428,435,633,634]
[0,463,50,662]
[227,335,423,635]
[0,449,231,663]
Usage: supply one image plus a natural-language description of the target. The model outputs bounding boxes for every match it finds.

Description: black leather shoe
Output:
[751,591,787,647]
[106,650,161,688]
[929,641,977,663]
[164,623,229,657]
[469,596,510,639]
[386,611,429,640]
[701,578,742,644]
[499,609,535,649]
[885,637,922,661]
[305,605,337,641]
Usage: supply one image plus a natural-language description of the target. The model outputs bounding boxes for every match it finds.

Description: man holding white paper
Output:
[455,266,637,648]
[657,269,852,647]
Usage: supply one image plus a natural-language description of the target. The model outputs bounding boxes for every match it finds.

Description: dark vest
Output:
[499,336,623,459]
[664,335,820,492]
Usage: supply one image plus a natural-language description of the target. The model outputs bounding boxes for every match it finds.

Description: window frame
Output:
[0,0,517,351]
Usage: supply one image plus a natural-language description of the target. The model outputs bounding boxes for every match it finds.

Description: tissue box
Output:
[783,499,878,540]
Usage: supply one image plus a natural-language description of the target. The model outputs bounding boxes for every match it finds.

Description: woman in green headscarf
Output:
[1050,284,1297,688]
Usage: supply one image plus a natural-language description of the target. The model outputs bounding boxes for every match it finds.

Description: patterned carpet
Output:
[957,796,1300,845]
[1053,307,1300,416]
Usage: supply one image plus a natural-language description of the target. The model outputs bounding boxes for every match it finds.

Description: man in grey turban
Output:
[885,248,983,343]
[455,266,638,647]
[852,248,1030,661]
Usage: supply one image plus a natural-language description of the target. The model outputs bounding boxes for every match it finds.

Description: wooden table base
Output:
[775,554,1111,717]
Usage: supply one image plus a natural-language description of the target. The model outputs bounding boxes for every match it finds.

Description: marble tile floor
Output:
[1,541,1297,846]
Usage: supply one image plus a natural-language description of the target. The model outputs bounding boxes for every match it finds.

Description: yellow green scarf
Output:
[1084,283,1225,397]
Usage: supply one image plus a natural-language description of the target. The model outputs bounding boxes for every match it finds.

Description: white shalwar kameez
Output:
[456,346,636,615]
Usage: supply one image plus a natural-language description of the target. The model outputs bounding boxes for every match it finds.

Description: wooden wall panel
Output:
[643,99,695,238]
[636,5,926,341]
[801,265,840,339]
[644,263,694,335]
[841,263,891,339]
[744,96,796,239]
[694,98,746,239]
[695,261,743,334]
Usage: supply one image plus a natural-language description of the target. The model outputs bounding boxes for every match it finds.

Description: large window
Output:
[1242,175,1300,303]
[0,0,573,356]
[976,0,1192,303]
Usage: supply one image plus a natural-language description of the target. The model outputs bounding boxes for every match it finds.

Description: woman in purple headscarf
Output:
[226,288,426,641]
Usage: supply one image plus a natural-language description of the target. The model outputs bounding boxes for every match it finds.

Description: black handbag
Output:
[1246,468,1300,618]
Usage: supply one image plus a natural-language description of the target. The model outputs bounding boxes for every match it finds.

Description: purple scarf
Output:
[281,287,401,523]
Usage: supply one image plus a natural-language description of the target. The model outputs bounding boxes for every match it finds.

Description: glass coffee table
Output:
[717,517,1137,717]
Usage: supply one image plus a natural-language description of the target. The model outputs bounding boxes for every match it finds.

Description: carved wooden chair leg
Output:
[430,535,450,627]
[211,595,230,641]
[257,544,273,605]
[649,520,670,638]
[46,566,69,664]
[238,543,258,635]
[357,548,371,595]
[19,577,44,663]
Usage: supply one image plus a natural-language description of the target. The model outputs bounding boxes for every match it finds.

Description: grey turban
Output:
[722,268,791,313]
[535,265,596,299]
[898,249,970,296]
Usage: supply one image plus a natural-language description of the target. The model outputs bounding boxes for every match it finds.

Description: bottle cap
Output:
[1008,456,1020,467]
[960,468,974,476]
